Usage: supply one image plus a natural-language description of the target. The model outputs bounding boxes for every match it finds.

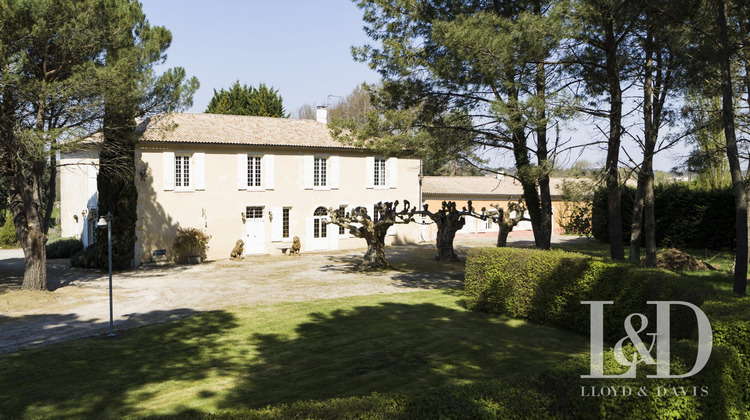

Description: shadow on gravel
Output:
[0,308,203,355]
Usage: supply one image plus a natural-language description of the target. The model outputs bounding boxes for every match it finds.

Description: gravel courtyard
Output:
[0,235,580,354]
[0,242,470,354]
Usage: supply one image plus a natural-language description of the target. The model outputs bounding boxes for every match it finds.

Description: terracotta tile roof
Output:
[136,113,357,149]
[422,176,584,198]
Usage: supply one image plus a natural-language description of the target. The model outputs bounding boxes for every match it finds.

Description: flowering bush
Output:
[172,227,211,263]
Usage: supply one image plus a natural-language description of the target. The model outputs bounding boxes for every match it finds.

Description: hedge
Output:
[147,343,745,420]
[464,247,717,342]
[46,237,84,259]
[700,297,750,409]
[592,184,735,250]
[464,247,749,415]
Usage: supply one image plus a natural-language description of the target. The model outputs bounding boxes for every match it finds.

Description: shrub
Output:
[71,245,99,268]
[46,237,84,259]
[592,184,735,250]
[464,247,716,342]
[172,227,211,263]
[700,297,750,410]
[0,211,18,247]
[537,342,746,419]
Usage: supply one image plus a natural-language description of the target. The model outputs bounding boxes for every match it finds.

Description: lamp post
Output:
[97,212,115,337]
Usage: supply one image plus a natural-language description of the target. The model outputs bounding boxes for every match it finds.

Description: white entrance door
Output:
[245,206,265,254]
[307,206,329,251]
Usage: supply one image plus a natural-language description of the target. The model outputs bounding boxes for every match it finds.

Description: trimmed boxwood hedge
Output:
[464,247,749,416]
[700,297,750,409]
[464,247,717,343]
[45,237,84,259]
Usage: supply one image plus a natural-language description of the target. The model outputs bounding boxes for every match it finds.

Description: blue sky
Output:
[141,0,380,115]
[140,1,688,171]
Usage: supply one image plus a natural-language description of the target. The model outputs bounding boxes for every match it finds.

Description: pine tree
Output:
[206,82,288,117]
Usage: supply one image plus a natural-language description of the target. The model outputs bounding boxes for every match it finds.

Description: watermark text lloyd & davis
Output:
[579,301,713,397]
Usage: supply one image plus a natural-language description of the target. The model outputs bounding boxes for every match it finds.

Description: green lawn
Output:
[0,290,590,419]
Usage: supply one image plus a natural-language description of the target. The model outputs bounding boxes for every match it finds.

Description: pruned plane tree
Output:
[419,200,486,262]
[328,200,416,271]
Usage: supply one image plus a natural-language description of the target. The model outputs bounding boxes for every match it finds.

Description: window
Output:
[338,205,347,235]
[246,206,263,219]
[175,154,190,188]
[314,157,327,187]
[282,208,290,239]
[313,206,327,239]
[374,158,387,186]
[247,156,262,188]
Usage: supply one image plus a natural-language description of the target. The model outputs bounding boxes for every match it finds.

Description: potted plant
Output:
[172,227,211,264]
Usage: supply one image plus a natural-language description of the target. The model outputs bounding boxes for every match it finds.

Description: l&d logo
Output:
[581,301,712,379]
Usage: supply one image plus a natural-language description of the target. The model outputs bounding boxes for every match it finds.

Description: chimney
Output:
[316,106,328,125]
[496,169,505,182]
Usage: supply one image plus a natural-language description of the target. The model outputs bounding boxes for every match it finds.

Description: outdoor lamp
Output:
[97,212,115,337]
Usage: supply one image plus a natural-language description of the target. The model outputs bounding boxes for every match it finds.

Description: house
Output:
[60,110,421,265]
[420,174,577,240]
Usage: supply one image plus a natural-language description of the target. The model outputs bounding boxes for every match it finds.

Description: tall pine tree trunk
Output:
[605,21,625,260]
[10,165,48,290]
[535,60,553,250]
[717,0,747,295]
[639,22,658,268]
[630,178,644,262]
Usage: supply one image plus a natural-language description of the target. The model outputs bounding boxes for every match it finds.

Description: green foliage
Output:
[0,0,197,288]
[700,297,750,407]
[592,184,735,249]
[347,0,575,240]
[535,342,746,419]
[559,179,595,237]
[71,245,99,269]
[0,211,18,247]
[206,81,288,117]
[172,227,211,263]
[46,237,83,259]
[464,247,716,341]
[464,247,749,415]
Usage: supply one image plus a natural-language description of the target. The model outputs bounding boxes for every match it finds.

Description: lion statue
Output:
[230,239,244,260]
[290,236,301,255]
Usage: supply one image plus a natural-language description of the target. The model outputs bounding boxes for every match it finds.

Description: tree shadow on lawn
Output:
[218,301,589,411]
[0,309,239,419]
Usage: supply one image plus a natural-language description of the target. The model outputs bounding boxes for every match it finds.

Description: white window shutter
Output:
[194,153,205,191]
[303,155,314,189]
[237,153,248,190]
[365,156,374,189]
[87,164,98,208]
[305,217,314,250]
[327,223,339,250]
[330,156,340,189]
[388,157,398,188]
[265,154,275,190]
[271,206,282,242]
[163,152,174,191]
